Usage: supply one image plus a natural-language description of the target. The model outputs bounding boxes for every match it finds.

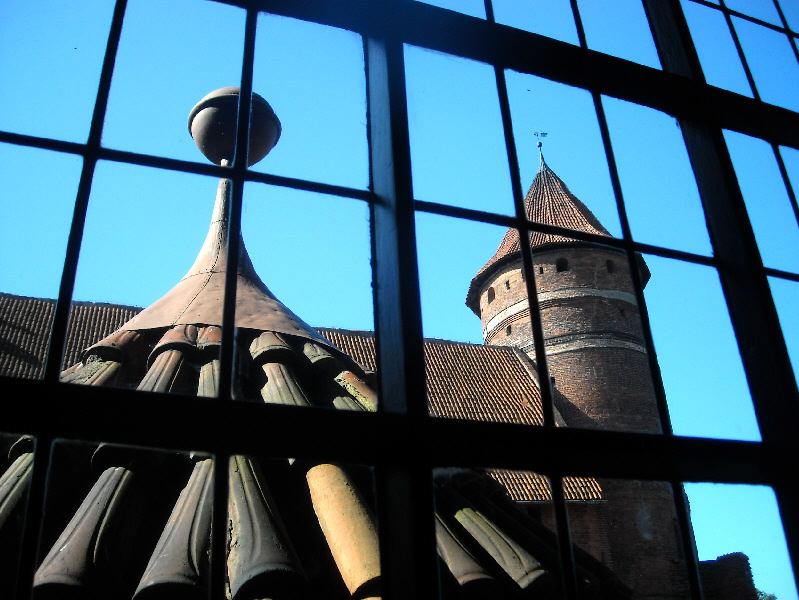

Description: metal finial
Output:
[188,87,281,166]
[534,131,548,151]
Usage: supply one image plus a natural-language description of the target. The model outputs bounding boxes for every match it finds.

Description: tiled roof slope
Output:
[0,293,141,379]
[467,156,612,312]
[318,327,601,502]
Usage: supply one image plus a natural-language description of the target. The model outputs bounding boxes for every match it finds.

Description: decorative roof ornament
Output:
[121,88,331,346]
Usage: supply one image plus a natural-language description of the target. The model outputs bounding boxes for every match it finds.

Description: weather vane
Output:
[534,131,548,149]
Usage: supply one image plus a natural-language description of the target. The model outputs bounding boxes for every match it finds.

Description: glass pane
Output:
[67,162,222,393]
[534,238,662,434]
[603,97,713,255]
[238,184,375,410]
[493,0,580,45]
[0,0,115,142]
[234,456,380,599]
[0,433,33,598]
[0,145,82,300]
[733,17,799,111]
[413,0,486,19]
[506,71,622,237]
[253,14,368,189]
[36,441,215,599]
[725,0,782,25]
[0,145,83,380]
[564,478,690,597]
[644,255,758,440]
[725,131,799,274]
[102,0,245,161]
[575,0,661,68]
[434,467,563,596]
[417,215,547,425]
[779,0,799,31]
[685,483,797,600]
[769,277,798,381]
[680,0,754,96]
[405,46,514,214]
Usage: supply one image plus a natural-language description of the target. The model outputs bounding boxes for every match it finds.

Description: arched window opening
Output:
[505,325,512,335]
[538,266,543,274]
[487,287,495,303]
[556,258,569,272]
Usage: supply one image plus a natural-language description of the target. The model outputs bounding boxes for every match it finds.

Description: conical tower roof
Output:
[466,154,612,314]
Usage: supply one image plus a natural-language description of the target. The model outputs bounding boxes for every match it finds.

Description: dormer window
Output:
[556,257,569,272]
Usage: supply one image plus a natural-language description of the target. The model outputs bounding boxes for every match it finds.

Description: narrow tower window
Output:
[505,280,510,290]
[487,287,495,303]
[556,257,569,272]
[607,260,616,273]
[505,325,512,335]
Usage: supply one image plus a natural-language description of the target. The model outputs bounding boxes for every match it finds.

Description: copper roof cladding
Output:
[466,154,612,313]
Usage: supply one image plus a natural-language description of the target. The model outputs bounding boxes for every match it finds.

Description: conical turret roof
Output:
[466,155,612,313]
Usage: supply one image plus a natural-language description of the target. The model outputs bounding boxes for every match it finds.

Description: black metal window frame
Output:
[1,0,798,598]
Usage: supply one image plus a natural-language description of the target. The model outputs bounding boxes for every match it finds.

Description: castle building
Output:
[0,89,758,600]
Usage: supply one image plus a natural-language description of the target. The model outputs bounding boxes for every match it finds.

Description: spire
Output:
[465,155,612,314]
[121,88,331,346]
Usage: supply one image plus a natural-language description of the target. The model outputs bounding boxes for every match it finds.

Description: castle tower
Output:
[467,153,690,598]
[466,153,661,434]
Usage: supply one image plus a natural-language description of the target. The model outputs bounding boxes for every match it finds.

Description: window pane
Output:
[434,468,563,596]
[680,0,754,96]
[36,440,215,599]
[493,0,580,45]
[0,145,81,300]
[575,0,661,68]
[417,215,547,425]
[253,15,368,189]
[725,131,799,274]
[103,0,245,161]
[732,17,799,111]
[238,184,376,410]
[0,0,115,142]
[603,97,712,255]
[644,256,758,440]
[0,433,33,597]
[769,276,799,382]
[506,72,622,237]
[779,0,799,31]
[413,0,486,19]
[564,478,690,597]
[725,0,782,25]
[685,483,797,600]
[405,46,514,215]
[0,144,82,380]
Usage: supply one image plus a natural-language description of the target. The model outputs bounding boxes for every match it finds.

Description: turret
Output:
[467,153,660,434]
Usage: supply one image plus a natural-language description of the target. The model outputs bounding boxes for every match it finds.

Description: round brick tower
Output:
[466,154,690,598]
[466,154,661,434]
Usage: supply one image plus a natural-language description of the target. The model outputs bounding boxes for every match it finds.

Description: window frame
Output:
[0,0,797,598]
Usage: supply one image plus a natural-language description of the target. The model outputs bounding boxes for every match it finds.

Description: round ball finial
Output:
[188,87,281,166]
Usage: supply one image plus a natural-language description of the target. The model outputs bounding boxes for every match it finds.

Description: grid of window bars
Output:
[1,0,798,598]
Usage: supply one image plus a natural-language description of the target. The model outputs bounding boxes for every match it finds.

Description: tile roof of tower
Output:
[466,155,612,313]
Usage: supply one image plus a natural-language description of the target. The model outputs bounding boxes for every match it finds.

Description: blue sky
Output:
[0,0,797,597]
